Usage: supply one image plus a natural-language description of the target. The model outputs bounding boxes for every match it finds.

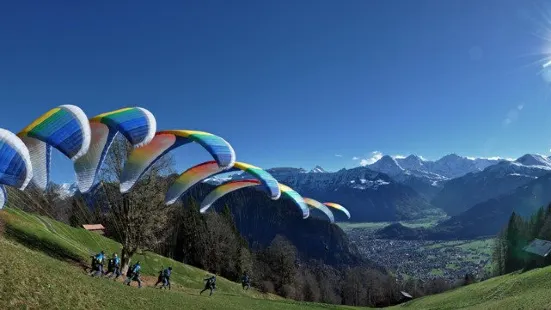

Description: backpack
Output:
[127,265,135,277]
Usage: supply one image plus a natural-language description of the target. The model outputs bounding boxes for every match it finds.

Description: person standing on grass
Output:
[154,266,165,288]
[241,272,251,290]
[123,261,142,288]
[161,267,172,290]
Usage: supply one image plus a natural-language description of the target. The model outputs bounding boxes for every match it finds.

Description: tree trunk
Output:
[121,246,135,276]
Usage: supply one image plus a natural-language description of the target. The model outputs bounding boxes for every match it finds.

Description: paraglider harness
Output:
[91,255,103,272]
[127,263,140,280]
[205,276,216,290]
[107,258,115,273]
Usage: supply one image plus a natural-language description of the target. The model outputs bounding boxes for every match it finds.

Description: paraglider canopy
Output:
[120,130,236,193]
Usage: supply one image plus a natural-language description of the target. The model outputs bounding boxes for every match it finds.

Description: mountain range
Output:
[53,153,551,239]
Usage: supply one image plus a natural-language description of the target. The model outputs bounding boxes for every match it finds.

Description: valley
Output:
[341,219,493,283]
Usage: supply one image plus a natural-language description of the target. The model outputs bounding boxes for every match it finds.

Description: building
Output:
[82,224,105,235]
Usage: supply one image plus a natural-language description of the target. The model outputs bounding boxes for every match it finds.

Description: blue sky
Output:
[1,0,551,183]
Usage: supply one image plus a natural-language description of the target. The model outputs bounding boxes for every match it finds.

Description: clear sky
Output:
[1,0,551,183]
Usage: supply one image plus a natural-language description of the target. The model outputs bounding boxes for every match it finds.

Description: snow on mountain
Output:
[263,166,439,221]
[369,153,506,180]
[430,154,503,179]
[368,155,404,176]
[432,153,551,216]
[395,155,427,171]
[203,175,235,185]
[310,165,327,173]
[265,166,387,191]
[55,183,79,199]
[514,154,551,168]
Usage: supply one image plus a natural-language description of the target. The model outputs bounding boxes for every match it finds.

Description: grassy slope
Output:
[393,268,551,310]
[0,208,355,310]
[3,208,551,310]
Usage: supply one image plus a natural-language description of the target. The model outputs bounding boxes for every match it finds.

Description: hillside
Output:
[261,167,441,222]
[3,208,551,309]
[431,173,551,239]
[181,183,367,267]
[431,158,551,216]
[0,208,355,310]
[392,267,551,309]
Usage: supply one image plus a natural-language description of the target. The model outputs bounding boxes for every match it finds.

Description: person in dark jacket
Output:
[161,267,172,290]
[154,267,165,288]
[123,261,142,288]
[106,253,121,279]
[200,275,216,296]
[241,272,251,290]
[154,266,172,289]
[90,251,105,277]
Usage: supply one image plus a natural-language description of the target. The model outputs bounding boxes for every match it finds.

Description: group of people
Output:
[88,251,146,289]
[89,251,122,279]
[154,266,173,290]
[88,250,252,295]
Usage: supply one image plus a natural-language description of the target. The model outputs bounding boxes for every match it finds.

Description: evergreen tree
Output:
[504,212,525,273]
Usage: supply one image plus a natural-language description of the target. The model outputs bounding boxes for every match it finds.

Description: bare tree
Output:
[89,136,177,274]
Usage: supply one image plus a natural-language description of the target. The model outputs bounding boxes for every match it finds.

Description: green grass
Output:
[3,208,551,309]
[337,216,446,232]
[0,208,356,309]
[392,267,551,309]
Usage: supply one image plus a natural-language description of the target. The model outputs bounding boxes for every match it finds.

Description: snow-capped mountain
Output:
[431,154,551,216]
[369,155,404,176]
[310,165,327,173]
[514,154,551,169]
[203,175,235,185]
[55,183,79,199]
[364,153,507,197]
[262,166,441,222]
[396,154,427,171]
[430,154,505,179]
[382,153,506,180]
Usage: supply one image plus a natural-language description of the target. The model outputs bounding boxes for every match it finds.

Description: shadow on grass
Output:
[4,225,91,272]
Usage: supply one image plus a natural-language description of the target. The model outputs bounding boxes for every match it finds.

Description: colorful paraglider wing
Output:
[74,107,157,193]
[0,128,33,190]
[18,105,91,190]
[165,161,228,205]
[323,202,351,219]
[303,197,335,223]
[90,107,156,147]
[200,179,261,214]
[120,130,236,193]
[0,185,6,209]
[218,162,281,200]
[278,183,309,219]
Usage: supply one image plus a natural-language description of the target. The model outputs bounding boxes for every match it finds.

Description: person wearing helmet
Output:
[123,261,142,288]
[106,253,121,279]
[90,251,105,277]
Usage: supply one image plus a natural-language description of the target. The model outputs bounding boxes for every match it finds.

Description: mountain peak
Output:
[437,153,463,162]
[406,154,424,161]
[368,155,403,176]
[515,154,551,167]
[310,165,327,173]
[395,154,427,172]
